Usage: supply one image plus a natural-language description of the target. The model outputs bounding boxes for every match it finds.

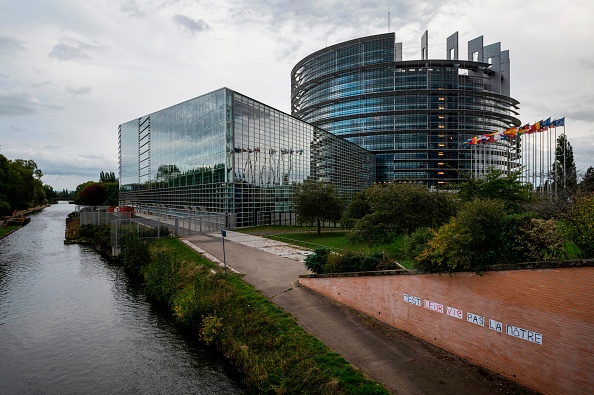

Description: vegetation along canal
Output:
[0,203,244,394]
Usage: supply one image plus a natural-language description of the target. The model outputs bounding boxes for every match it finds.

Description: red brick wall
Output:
[299,267,594,395]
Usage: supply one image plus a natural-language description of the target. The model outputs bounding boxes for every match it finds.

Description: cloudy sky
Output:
[1,0,593,190]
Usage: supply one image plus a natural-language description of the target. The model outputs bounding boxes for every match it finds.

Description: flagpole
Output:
[554,124,557,196]
[563,121,566,190]
[548,119,551,198]
[540,126,544,195]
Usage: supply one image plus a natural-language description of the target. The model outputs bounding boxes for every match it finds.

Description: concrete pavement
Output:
[183,231,535,395]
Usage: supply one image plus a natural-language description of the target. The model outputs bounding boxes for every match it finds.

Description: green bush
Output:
[563,195,594,257]
[121,233,151,274]
[515,218,567,261]
[142,251,180,304]
[345,183,457,244]
[415,199,508,273]
[304,248,331,274]
[414,199,570,273]
[78,224,111,248]
[403,227,432,262]
[0,200,11,216]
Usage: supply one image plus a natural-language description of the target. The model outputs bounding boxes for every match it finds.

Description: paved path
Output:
[183,231,534,395]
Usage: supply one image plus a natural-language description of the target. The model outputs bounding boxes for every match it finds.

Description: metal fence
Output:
[110,213,228,256]
[78,206,133,225]
[258,211,340,228]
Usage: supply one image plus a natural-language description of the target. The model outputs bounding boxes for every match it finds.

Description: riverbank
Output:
[0,204,49,239]
[130,237,389,394]
[66,221,389,394]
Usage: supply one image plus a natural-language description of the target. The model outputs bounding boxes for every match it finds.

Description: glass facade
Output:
[119,88,375,227]
[291,33,521,186]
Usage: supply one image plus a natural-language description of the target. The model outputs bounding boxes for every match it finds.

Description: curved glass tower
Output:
[291,32,521,185]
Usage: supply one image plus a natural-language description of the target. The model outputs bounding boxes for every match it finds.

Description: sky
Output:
[1,0,593,191]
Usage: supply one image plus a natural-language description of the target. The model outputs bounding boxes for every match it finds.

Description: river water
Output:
[0,203,244,394]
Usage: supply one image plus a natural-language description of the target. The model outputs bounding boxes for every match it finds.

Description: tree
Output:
[343,183,457,243]
[74,181,95,204]
[563,195,594,258]
[552,134,577,196]
[457,168,532,212]
[0,155,46,210]
[79,183,107,206]
[579,166,594,194]
[99,171,116,183]
[293,180,343,235]
[43,185,56,203]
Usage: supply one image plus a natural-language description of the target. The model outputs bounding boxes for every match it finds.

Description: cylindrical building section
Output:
[291,33,521,186]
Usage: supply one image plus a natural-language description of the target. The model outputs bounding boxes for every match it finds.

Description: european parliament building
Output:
[291,32,520,185]
[118,88,375,227]
[119,31,520,226]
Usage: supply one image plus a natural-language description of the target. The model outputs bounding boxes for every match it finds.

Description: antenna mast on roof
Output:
[388,1,391,32]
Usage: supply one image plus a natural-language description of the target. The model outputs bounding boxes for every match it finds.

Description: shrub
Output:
[415,199,570,273]
[563,195,594,257]
[121,233,151,274]
[403,227,433,261]
[415,199,508,273]
[0,200,11,216]
[360,253,382,271]
[515,218,567,261]
[345,183,456,244]
[200,314,223,345]
[78,224,111,248]
[142,251,180,304]
[304,248,331,274]
[323,252,342,273]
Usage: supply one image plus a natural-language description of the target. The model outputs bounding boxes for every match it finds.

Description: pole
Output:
[221,229,227,273]
[563,124,567,190]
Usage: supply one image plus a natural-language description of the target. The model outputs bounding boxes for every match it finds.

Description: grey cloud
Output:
[565,100,594,123]
[67,86,92,95]
[173,14,210,34]
[0,36,26,51]
[10,125,27,132]
[226,0,446,30]
[120,0,146,18]
[49,38,104,62]
[579,59,594,69]
[0,91,62,116]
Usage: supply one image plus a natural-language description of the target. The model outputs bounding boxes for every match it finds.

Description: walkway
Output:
[183,231,534,395]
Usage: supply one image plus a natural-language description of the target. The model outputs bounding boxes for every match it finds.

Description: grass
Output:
[263,231,414,269]
[136,237,390,394]
[235,225,343,234]
[0,225,20,239]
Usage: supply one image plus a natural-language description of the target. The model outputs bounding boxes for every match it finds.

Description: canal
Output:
[0,203,244,394]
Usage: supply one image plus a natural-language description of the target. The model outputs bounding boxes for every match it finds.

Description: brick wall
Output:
[299,267,594,394]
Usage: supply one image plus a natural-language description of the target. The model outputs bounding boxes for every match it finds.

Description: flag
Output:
[526,123,537,134]
[541,117,551,131]
[504,126,517,138]
[518,124,530,134]
[535,120,542,131]
[552,117,565,127]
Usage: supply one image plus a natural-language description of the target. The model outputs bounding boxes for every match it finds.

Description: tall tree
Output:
[552,134,577,195]
[79,183,107,206]
[458,169,532,212]
[293,180,343,235]
[579,166,594,194]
